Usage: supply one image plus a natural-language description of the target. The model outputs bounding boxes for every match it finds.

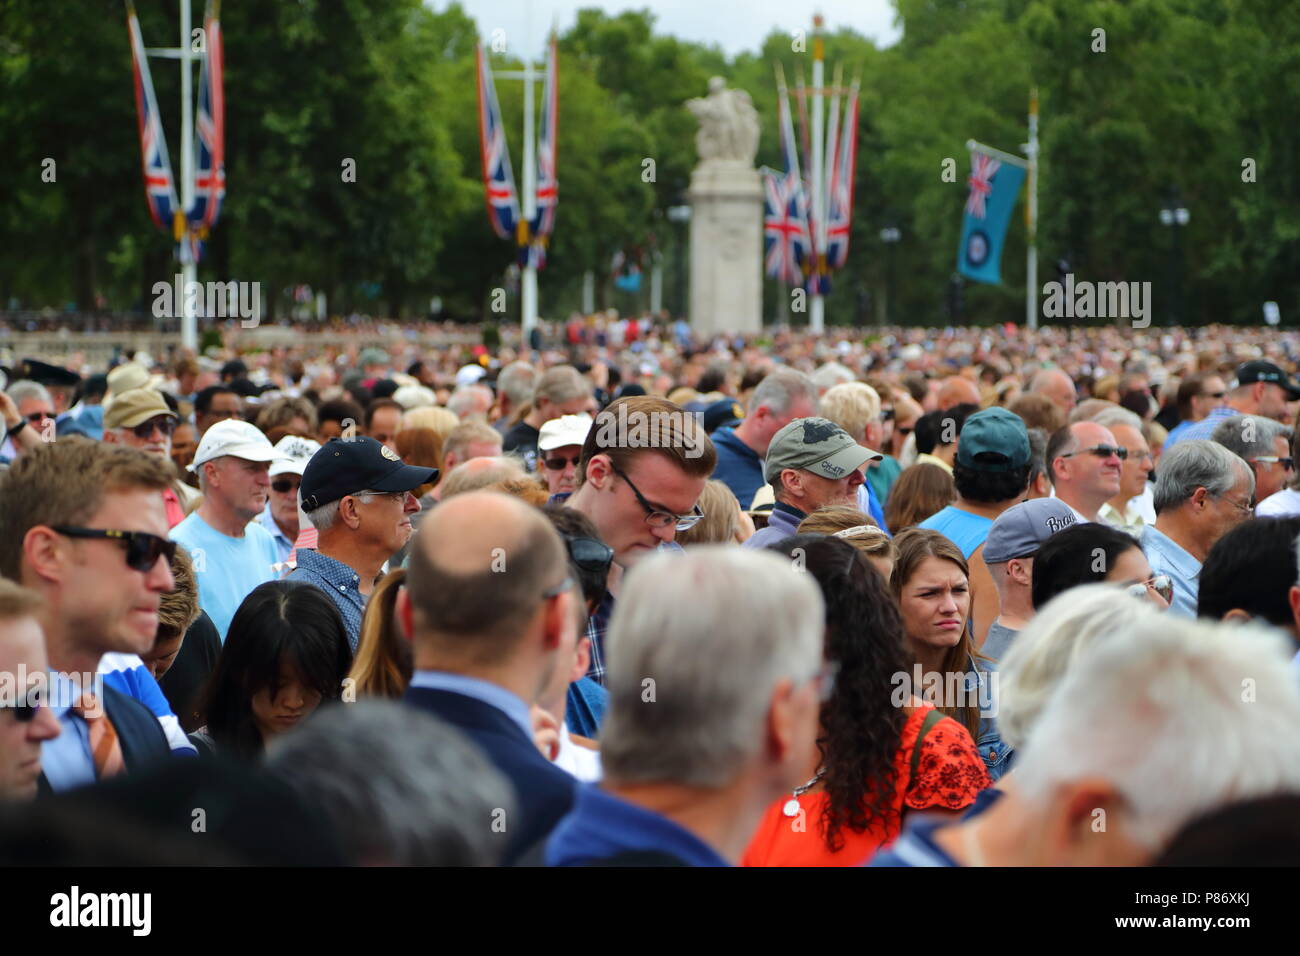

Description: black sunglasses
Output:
[26,411,53,423]
[271,477,301,494]
[51,526,176,572]
[0,697,42,722]
[566,536,614,575]
[129,416,177,440]
[1060,444,1128,461]
[544,454,582,471]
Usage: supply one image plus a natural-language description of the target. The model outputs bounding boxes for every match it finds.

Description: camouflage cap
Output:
[764,417,881,486]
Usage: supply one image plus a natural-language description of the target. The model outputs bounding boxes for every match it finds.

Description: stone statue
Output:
[687,76,760,165]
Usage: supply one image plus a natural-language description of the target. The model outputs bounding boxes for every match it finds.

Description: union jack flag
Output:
[825,87,858,271]
[764,169,809,286]
[189,0,225,234]
[126,2,179,231]
[476,44,520,240]
[530,34,558,248]
[966,152,1001,220]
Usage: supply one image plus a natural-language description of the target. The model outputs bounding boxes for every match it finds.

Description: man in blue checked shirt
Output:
[288,437,437,652]
[561,396,716,684]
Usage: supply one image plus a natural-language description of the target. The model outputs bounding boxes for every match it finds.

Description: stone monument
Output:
[685,77,763,335]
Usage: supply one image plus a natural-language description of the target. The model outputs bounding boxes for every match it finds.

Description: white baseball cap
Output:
[189,420,285,472]
[538,414,593,453]
[455,364,487,387]
[268,435,322,478]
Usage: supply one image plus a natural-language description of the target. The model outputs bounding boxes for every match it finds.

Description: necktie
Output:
[72,692,126,780]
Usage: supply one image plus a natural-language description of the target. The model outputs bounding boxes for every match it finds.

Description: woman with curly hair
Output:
[742,534,991,866]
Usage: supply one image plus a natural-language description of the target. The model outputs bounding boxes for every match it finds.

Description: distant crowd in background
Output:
[4,316,1300,866]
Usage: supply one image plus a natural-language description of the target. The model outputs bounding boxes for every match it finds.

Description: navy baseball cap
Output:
[1236,360,1300,399]
[685,398,744,434]
[299,437,438,512]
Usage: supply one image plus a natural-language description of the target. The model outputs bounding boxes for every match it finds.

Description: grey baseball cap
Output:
[764,417,881,486]
[983,497,1078,564]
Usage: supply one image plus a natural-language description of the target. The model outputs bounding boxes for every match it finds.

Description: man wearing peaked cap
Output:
[286,437,437,651]
[169,420,289,641]
[743,417,881,550]
[255,435,322,566]
[978,497,1079,660]
[102,388,198,529]
[1172,359,1300,446]
[536,413,593,496]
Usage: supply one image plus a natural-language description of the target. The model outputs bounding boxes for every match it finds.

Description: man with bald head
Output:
[937,376,981,411]
[1045,421,1124,521]
[401,490,579,864]
[1030,369,1077,417]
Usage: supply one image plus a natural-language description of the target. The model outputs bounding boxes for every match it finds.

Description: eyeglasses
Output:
[1122,447,1154,463]
[1126,573,1174,603]
[544,454,581,471]
[1060,444,1128,461]
[0,700,41,723]
[897,426,914,436]
[129,416,177,440]
[1203,391,1226,400]
[271,478,302,494]
[353,489,408,505]
[26,411,54,423]
[607,459,704,531]
[880,408,895,422]
[565,536,614,575]
[1252,456,1295,471]
[1216,494,1254,516]
[51,526,176,572]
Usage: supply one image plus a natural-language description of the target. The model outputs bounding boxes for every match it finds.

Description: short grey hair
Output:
[534,365,590,406]
[6,381,51,407]
[1015,615,1300,850]
[749,369,817,417]
[1152,439,1254,514]
[265,699,516,866]
[600,546,824,789]
[447,384,493,422]
[1211,414,1293,464]
[1090,406,1143,433]
[302,488,385,532]
[811,362,856,392]
[497,361,538,406]
[998,583,1161,751]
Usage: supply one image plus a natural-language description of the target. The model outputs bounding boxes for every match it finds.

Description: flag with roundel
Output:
[956,145,1025,285]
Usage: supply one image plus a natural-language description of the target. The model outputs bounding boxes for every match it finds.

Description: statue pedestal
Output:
[687,160,763,336]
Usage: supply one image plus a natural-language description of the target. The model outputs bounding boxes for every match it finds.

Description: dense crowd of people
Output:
[2,316,1300,867]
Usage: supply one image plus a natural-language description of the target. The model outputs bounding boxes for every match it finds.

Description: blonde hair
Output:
[348,569,412,700]
[677,480,740,546]
[0,578,43,622]
[158,546,200,641]
[818,382,881,443]
[485,476,551,508]
[797,505,895,562]
[401,406,459,444]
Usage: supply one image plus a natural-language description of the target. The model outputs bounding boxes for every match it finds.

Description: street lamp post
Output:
[1159,192,1190,327]
[666,203,691,320]
[879,225,901,326]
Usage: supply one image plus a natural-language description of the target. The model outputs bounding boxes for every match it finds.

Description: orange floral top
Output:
[742,704,991,867]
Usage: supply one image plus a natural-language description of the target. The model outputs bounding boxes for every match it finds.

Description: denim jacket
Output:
[965,656,1013,782]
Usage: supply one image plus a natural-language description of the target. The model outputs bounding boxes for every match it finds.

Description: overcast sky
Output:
[451,0,902,61]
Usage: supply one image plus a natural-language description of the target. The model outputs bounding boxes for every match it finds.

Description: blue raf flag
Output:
[956,145,1026,285]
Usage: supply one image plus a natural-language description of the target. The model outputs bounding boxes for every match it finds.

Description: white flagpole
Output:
[1025,87,1040,331]
[179,0,197,350]
[809,15,825,334]
[520,53,538,338]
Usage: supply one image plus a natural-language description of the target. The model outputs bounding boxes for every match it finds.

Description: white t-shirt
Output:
[1257,488,1300,518]
[553,731,602,782]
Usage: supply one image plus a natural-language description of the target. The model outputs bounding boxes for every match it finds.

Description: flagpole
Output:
[809,14,825,334]
[178,0,197,351]
[1024,87,1039,331]
[521,54,538,339]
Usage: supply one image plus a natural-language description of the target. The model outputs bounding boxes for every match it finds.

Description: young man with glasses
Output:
[0,439,176,792]
[170,421,288,641]
[291,437,436,651]
[563,397,716,684]
[1045,422,1125,522]
[102,387,199,528]
[0,580,62,800]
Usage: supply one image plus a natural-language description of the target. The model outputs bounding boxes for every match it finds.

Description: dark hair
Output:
[543,504,610,609]
[1175,372,1207,420]
[766,534,909,852]
[952,460,1031,504]
[1044,424,1078,484]
[914,403,975,455]
[1197,517,1300,627]
[1119,390,1149,419]
[371,379,400,401]
[194,384,237,416]
[220,359,248,382]
[197,581,353,760]
[696,365,727,394]
[1030,522,1142,609]
[1026,427,1049,489]
[318,397,365,430]
[365,398,404,431]
[1156,795,1300,867]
